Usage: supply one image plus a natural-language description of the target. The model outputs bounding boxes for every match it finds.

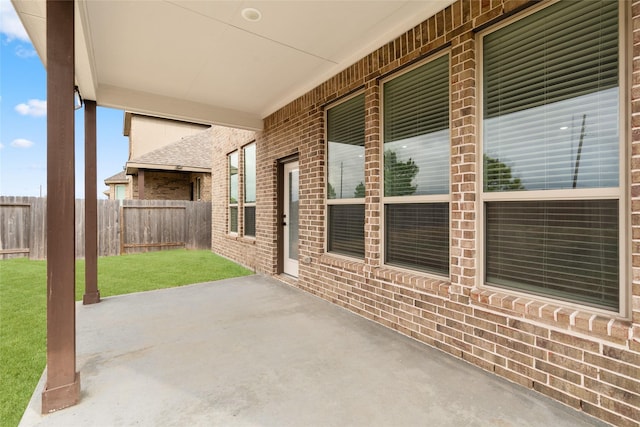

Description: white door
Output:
[283,161,299,277]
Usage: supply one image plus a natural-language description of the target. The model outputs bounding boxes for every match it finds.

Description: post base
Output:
[41,372,81,414]
[82,290,100,305]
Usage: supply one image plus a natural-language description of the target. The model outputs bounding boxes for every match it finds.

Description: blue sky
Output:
[0,0,129,198]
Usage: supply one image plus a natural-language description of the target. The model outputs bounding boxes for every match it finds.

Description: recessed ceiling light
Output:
[242,7,262,22]
[560,126,568,130]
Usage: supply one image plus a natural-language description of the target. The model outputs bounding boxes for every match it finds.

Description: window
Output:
[228,151,238,234]
[481,0,623,311]
[115,184,125,200]
[382,54,450,275]
[326,93,365,258]
[244,143,256,237]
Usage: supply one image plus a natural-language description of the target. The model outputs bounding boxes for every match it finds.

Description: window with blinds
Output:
[382,54,450,275]
[481,0,622,311]
[386,203,449,275]
[244,143,256,237]
[326,93,365,258]
[228,151,238,234]
[483,0,618,192]
[328,205,365,258]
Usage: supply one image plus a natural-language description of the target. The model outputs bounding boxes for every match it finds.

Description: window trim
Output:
[243,142,257,239]
[475,0,630,317]
[228,150,239,236]
[380,50,452,278]
[324,90,366,260]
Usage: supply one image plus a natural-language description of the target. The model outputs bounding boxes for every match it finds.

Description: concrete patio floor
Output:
[20,275,607,427]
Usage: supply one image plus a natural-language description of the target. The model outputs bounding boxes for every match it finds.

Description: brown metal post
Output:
[42,0,80,413]
[138,169,145,200]
[83,100,100,304]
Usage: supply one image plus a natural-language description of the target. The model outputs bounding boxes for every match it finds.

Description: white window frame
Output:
[476,0,630,317]
[228,150,239,236]
[243,142,257,239]
[380,51,451,278]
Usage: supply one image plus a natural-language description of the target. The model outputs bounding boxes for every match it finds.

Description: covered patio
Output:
[10,0,460,412]
[20,275,605,426]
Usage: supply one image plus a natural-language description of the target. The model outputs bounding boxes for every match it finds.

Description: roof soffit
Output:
[12,0,456,130]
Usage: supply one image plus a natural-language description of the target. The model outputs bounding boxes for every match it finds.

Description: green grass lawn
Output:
[0,249,252,427]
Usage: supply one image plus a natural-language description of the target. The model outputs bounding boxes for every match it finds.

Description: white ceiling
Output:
[13,0,454,130]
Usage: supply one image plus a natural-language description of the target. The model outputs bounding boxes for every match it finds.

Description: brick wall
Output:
[132,171,191,200]
[210,126,258,271]
[130,171,212,201]
[190,172,212,202]
[211,1,640,425]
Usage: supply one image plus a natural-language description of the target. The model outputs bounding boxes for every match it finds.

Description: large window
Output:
[228,151,238,234]
[244,143,256,237]
[481,0,622,310]
[383,54,450,275]
[326,93,365,258]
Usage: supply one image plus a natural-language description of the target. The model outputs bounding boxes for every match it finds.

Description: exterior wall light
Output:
[74,85,84,110]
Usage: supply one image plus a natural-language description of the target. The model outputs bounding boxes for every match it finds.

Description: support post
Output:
[138,169,145,200]
[83,100,100,304]
[42,0,80,413]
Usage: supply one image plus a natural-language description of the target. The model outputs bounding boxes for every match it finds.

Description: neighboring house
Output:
[103,171,130,200]
[126,127,213,201]
[123,112,208,159]
[210,2,640,426]
[119,112,212,201]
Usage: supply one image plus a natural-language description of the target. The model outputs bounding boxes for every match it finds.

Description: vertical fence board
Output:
[0,197,32,259]
[31,197,47,259]
[0,197,211,259]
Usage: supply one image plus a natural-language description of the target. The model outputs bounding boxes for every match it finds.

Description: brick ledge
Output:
[470,288,633,346]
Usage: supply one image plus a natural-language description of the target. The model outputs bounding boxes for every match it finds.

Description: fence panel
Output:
[187,201,212,249]
[98,199,120,257]
[0,197,32,259]
[0,197,211,259]
[121,201,187,254]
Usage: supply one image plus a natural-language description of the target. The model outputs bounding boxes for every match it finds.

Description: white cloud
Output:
[15,99,46,117]
[0,142,4,150]
[15,44,36,58]
[11,138,34,148]
[0,0,30,43]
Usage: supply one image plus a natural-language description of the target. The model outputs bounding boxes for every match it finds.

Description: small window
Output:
[115,184,125,200]
[326,93,365,258]
[382,54,450,275]
[481,0,622,310]
[228,151,239,234]
[244,143,256,237]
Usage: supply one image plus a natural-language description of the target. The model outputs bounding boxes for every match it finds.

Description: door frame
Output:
[277,154,299,275]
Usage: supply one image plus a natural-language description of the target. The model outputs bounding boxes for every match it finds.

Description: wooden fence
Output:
[0,197,211,260]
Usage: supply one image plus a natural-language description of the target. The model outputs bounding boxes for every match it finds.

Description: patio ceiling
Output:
[12,0,454,131]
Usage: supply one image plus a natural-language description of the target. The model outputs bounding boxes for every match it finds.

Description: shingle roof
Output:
[128,127,212,170]
[104,170,128,184]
